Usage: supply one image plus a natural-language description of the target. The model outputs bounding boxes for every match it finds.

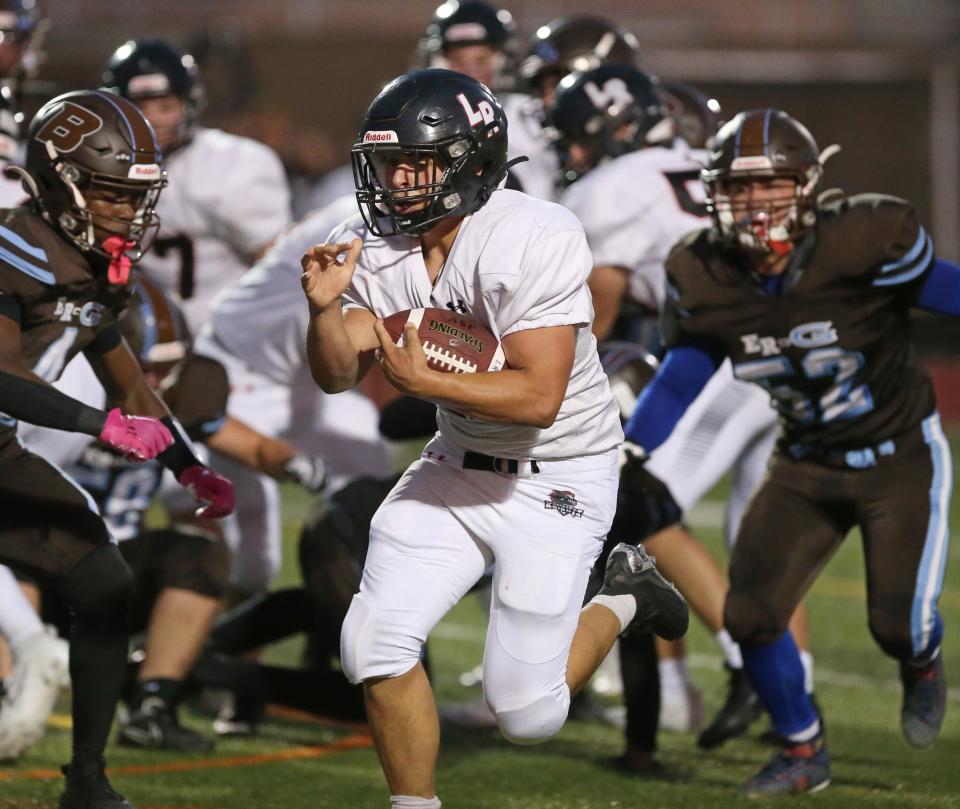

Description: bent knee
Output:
[490,692,569,746]
[339,595,422,684]
[63,544,134,612]
[868,608,913,660]
[724,592,789,646]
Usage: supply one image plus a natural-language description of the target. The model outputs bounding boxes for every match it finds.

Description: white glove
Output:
[283,454,328,493]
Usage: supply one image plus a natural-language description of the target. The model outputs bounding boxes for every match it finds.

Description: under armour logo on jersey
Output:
[445,298,467,314]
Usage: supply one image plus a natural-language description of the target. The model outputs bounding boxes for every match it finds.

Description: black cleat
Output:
[740,735,831,798]
[697,665,764,750]
[118,703,214,752]
[900,654,947,749]
[59,758,134,809]
[597,543,688,640]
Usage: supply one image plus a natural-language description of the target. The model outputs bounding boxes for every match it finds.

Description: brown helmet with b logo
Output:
[18,89,166,262]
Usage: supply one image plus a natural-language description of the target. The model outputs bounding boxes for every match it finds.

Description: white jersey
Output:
[291,164,356,220]
[137,127,291,334]
[205,195,359,386]
[560,143,709,311]
[500,93,559,202]
[337,189,622,460]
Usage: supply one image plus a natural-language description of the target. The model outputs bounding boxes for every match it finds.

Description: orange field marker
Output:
[0,732,373,783]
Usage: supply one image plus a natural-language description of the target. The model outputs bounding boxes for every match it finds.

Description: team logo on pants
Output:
[544,489,584,518]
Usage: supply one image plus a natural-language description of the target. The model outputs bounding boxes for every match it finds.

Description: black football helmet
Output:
[19,90,166,260]
[420,1,515,62]
[702,108,827,255]
[661,81,722,150]
[598,340,659,424]
[546,64,673,185]
[352,68,511,237]
[101,38,205,150]
[519,15,640,95]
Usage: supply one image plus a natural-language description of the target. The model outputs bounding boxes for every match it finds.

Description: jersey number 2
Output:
[734,347,874,425]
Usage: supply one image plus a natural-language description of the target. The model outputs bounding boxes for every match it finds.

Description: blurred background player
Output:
[100,37,291,335]
[193,194,391,610]
[625,107,954,796]
[0,88,233,809]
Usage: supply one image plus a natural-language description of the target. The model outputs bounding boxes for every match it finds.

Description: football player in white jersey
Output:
[302,69,687,809]
[194,194,391,596]
[552,64,814,751]
[100,38,291,335]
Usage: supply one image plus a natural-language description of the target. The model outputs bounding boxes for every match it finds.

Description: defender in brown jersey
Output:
[0,91,234,809]
[623,108,954,796]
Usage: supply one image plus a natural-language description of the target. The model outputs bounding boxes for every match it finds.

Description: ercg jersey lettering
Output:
[136,127,291,334]
[0,207,128,436]
[337,189,623,459]
[67,353,229,540]
[663,193,937,448]
[560,142,709,311]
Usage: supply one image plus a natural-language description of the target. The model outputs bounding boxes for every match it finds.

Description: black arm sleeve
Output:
[0,295,21,324]
[84,321,123,355]
[0,370,106,435]
[378,395,438,440]
[157,415,203,478]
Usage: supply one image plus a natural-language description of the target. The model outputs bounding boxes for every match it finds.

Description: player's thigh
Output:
[481,453,616,701]
[727,455,853,639]
[0,438,110,578]
[343,460,489,675]
[724,418,778,551]
[858,414,953,656]
[647,368,774,511]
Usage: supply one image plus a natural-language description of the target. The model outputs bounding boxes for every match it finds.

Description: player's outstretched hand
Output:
[178,464,235,519]
[300,238,362,312]
[99,407,173,462]
[374,320,433,397]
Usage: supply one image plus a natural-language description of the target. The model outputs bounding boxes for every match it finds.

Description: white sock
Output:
[0,565,43,650]
[715,629,743,670]
[589,594,636,634]
[391,796,441,808]
[799,650,815,695]
[785,716,821,744]
[658,657,690,700]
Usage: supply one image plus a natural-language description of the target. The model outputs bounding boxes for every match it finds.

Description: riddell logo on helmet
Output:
[363,130,399,143]
[128,163,161,179]
[731,156,773,171]
[128,74,171,95]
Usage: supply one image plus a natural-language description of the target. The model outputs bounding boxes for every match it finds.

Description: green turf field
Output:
[2,445,959,809]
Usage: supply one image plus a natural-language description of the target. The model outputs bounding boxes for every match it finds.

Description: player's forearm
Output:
[418,368,563,429]
[205,416,296,479]
[306,305,361,393]
[0,368,107,435]
[122,377,172,421]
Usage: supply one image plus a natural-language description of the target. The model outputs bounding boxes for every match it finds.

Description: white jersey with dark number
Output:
[137,127,291,334]
[337,188,623,460]
[500,92,559,202]
[560,142,709,311]
[205,195,358,386]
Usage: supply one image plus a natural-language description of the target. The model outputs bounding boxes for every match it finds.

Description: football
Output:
[381,307,505,374]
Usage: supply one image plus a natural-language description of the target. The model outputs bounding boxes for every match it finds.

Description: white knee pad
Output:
[340,594,423,685]
[491,690,570,746]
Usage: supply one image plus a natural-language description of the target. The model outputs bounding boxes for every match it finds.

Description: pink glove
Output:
[178,464,235,519]
[99,408,173,461]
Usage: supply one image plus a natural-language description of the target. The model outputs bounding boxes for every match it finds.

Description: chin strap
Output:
[101,235,135,285]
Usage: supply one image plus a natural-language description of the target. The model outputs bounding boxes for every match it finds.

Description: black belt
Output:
[462,451,540,475]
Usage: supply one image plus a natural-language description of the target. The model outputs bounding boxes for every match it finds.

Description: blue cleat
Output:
[740,735,831,798]
[900,654,947,749]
